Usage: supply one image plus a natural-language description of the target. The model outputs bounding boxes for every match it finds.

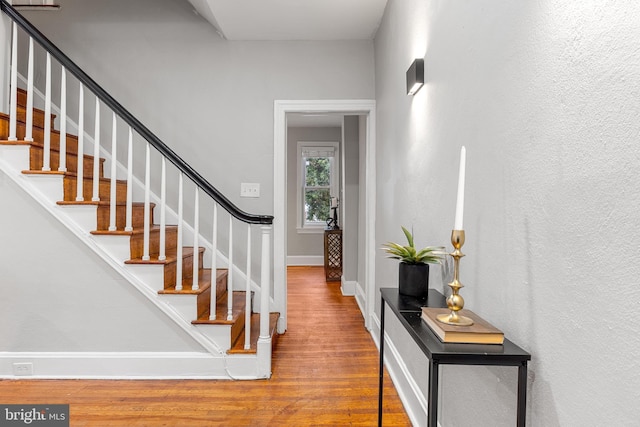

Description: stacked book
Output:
[421,308,504,345]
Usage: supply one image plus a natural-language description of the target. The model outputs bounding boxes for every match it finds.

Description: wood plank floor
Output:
[0,266,410,426]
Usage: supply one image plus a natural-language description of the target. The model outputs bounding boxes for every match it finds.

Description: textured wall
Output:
[374,0,640,425]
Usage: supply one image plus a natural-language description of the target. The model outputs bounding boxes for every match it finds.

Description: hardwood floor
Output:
[0,266,410,426]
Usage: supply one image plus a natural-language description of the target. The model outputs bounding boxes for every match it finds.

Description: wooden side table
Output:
[324,228,342,281]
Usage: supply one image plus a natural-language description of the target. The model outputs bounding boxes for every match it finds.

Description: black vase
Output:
[398,262,430,298]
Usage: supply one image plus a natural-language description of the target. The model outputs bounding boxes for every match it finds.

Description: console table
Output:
[378,288,531,427]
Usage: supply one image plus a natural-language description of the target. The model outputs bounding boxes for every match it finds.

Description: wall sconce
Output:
[406,58,424,95]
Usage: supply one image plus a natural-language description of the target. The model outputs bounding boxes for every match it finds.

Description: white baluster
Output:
[24,37,34,142]
[244,224,252,350]
[142,142,151,261]
[209,203,218,320]
[124,127,133,231]
[227,216,234,321]
[108,112,117,231]
[8,22,17,142]
[91,98,100,201]
[259,225,272,341]
[158,157,166,261]
[192,188,200,291]
[58,67,67,172]
[75,84,84,201]
[175,173,184,291]
[42,53,52,171]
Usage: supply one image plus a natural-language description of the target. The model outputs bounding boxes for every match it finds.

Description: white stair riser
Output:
[0,145,31,171]
[158,293,198,322]
[123,263,166,292]
[91,234,132,263]
[57,204,98,233]
[23,174,65,204]
[195,325,232,352]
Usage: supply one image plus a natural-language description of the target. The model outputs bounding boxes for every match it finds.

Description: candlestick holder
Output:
[436,229,474,326]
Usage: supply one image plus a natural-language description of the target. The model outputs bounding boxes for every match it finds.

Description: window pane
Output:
[305,157,331,187]
[304,188,330,223]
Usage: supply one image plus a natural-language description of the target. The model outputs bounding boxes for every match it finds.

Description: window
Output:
[297,142,339,232]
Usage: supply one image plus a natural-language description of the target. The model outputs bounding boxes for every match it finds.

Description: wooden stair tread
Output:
[0,139,33,146]
[91,224,177,236]
[15,137,99,159]
[228,312,280,354]
[20,169,65,176]
[22,169,126,184]
[57,201,152,207]
[191,291,248,325]
[0,112,78,150]
[125,246,205,264]
[158,268,219,295]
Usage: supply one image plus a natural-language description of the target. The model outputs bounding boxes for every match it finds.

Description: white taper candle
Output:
[454,146,466,230]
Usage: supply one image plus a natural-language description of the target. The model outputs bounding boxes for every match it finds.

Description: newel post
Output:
[257,224,272,378]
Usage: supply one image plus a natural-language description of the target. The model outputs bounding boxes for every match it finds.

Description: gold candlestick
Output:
[437,229,474,326]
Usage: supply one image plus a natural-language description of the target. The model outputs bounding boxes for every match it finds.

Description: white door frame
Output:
[273,100,376,332]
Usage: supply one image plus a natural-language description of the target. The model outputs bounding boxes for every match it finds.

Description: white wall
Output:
[21,0,375,218]
[342,115,359,282]
[0,12,10,112]
[357,116,367,292]
[374,1,640,426]
[0,168,204,352]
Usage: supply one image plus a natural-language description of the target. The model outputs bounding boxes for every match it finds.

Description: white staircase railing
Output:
[1,0,274,371]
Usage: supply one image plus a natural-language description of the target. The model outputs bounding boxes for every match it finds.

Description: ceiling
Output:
[187,0,384,128]
[187,0,388,41]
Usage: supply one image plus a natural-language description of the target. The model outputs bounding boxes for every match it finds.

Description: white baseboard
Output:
[341,278,356,296]
[287,255,323,266]
[355,282,366,315]
[0,352,262,380]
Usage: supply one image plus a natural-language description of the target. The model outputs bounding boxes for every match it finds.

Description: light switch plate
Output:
[240,183,260,198]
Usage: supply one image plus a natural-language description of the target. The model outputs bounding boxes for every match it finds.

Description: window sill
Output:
[296,227,326,234]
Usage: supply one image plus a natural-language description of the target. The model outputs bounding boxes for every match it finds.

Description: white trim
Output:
[0,352,261,380]
[274,100,376,334]
[286,255,323,266]
[340,277,356,296]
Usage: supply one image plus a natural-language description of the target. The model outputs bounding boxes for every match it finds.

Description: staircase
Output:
[0,1,278,379]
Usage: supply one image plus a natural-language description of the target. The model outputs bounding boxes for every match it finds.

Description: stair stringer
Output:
[0,145,266,379]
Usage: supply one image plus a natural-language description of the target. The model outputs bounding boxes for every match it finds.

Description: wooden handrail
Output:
[0,0,273,225]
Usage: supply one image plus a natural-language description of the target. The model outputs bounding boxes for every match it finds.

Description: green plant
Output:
[382,226,444,265]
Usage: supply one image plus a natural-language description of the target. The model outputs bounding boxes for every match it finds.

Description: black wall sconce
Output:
[406,58,424,95]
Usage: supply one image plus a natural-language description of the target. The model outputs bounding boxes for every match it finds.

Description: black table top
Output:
[381,287,531,365]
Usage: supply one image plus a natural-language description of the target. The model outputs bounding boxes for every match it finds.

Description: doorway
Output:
[273,100,376,333]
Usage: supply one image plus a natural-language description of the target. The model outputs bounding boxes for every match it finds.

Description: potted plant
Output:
[382,226,444,298]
